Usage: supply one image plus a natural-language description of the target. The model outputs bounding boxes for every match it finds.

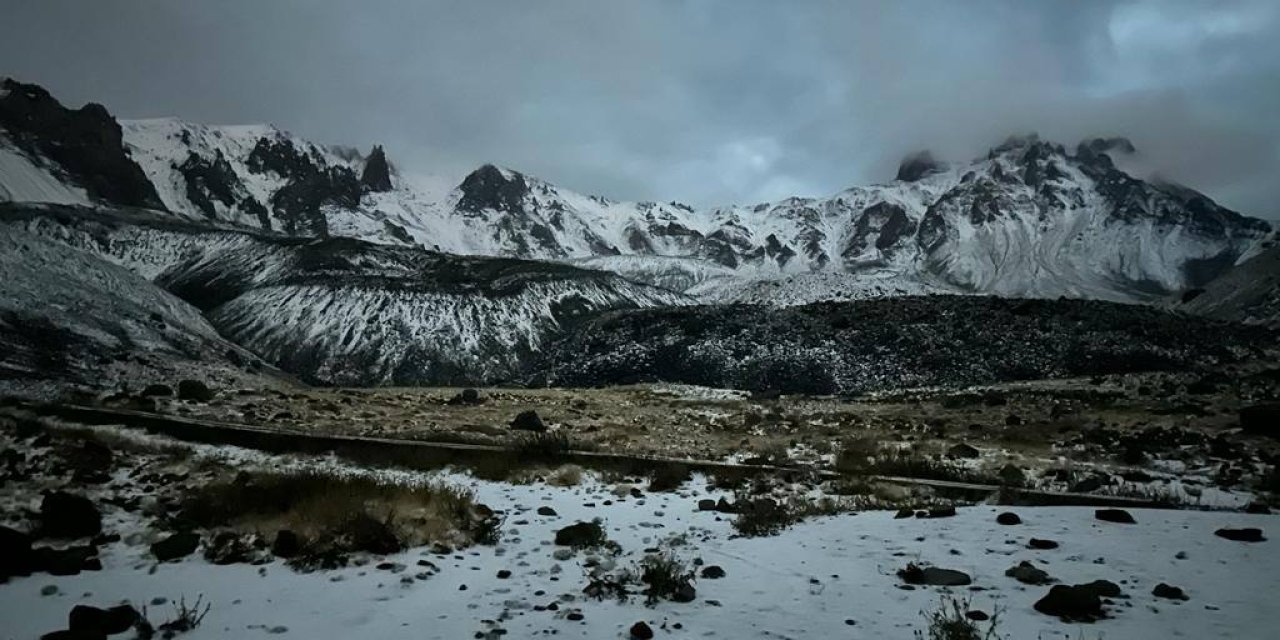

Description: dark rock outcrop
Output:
[1095,508,1136,524]
[0,78,163,209]
[360,145,393,192]
[457,164,527,215]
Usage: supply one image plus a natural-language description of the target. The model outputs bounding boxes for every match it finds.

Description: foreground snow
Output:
[3,460,1275,639]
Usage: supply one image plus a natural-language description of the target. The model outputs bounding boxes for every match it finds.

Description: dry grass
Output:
[547,464,585,487]
[181,471,480,552]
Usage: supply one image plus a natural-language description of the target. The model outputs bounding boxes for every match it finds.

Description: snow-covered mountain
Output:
[0,203,688,386]
[1,78,1272,306]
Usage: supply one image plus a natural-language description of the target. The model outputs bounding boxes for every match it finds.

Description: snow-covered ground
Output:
[3,434,1275,640]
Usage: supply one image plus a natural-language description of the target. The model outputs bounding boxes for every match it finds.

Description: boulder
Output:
[700,565,726,579]
[36,545,101,576]
[1028,538,1059,550]
[996,512,1022,525]
[1152,583,1189,601]
[1095,508,1136,524]
[1005,561,1053,585]
[1,526,37,580]
[1034,584,1105,621]
[271,530,301,558]
[446,388,483,406]
[898,564,971,586]
[537,506,559,517]
[947,443,981,459]
[1239,403,1280,438]
[68,604,139,635]
[696,499,717,512]
[139,384,173,398]
[40,492,102,538]
[629,621,654,640]
[176,379,214,402]
[511,410,546,432]
[1215,527,1266,542]
[925,505,956,519]
[554,521,604,548]
[151,532,200,562]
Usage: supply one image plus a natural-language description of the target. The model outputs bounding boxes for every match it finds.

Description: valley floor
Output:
[3,444,1276,640]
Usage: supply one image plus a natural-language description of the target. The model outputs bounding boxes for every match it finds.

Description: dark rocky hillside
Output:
[537,296,1276,395]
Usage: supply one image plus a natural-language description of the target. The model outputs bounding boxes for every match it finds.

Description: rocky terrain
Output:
[539,295,1276,395]
[1182,242,1280,329]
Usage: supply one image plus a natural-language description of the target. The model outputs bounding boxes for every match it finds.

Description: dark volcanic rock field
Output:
[536,296,1277,395]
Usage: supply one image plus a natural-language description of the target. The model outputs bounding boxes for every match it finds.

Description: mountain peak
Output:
[456,164,528,214]
[360,144,393,192]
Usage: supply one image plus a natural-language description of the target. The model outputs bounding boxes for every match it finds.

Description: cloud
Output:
[1,0,1277,218]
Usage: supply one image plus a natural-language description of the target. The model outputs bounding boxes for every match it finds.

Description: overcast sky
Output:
[2,0,1278,218]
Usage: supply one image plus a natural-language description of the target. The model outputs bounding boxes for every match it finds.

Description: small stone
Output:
[40,585,58,596]
[1215,527,1266,542]
[1027,538,1059,550]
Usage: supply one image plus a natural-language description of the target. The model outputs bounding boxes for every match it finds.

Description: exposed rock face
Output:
[248,136,361,236]
[0,78,163,208]
[457,164,528,215]
[361,144,393,192]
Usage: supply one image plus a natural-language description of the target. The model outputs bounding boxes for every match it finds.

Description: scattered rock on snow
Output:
[1095,509,1136,524]
[151,532,200,562]
[700,565,726,579]
[1005,561,1053,585]
[1034,584,1107,621]
[68,604,140,636]
[1215,527,1266,542]
[898,563,972,586]
[629,621,654,640]
[1028,538,1060,550]
[1152,583,1189,601]
[996,512,1022,525]
[947,443,980,459]
[39,492,102,539]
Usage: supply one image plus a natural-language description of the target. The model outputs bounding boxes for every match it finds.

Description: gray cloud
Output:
[2,0,1277,218]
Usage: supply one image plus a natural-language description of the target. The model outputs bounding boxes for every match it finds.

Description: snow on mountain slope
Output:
[0,224,265,397]
[0,203,690,386]
[2,79,1272,306]
[0,138,91,205]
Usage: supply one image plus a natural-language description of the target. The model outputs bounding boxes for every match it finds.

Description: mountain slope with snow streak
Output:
[0,203,690,386]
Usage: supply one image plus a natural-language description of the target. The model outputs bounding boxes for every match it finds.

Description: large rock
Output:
[554,521,604,548]
[176,379,215,402]
[1095,508,1136,524]
[40,492,102,539]
[1240,404,1280,438]
[68,604,140,635]
[511,409,546,432]
[0,525,36,581]
[1034,584,1105,621]
[898,564,972,587]
[1005,561,1052,585]
[151,532,200,562]
[1215,527,1266,542]
[35,545,101,576]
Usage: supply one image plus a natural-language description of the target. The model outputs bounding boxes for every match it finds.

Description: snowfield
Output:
[2,440,1276,640]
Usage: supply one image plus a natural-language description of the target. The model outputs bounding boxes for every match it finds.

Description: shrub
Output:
[180,471,478,561]
[638,552,696,605]
[513,430,573,461]
[834,436,881,473]
[547,464,585,487]
[137,595,211,639]
[731,494,844,538]
[915,595,1002,640]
